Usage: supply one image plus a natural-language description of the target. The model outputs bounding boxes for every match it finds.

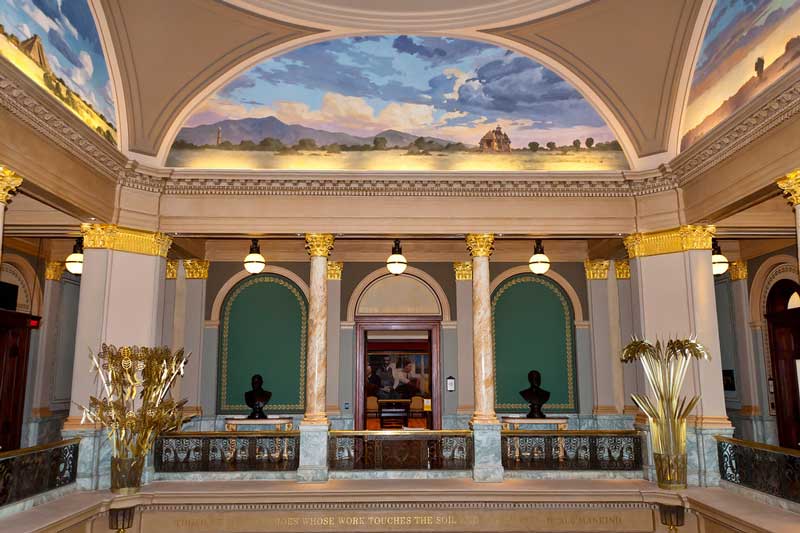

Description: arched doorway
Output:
[765,278,800,448]
[350,269,449,430]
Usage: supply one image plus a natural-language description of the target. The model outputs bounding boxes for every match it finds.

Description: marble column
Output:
[777,169,800,268]
[0,166,23,262]
[585,260,627,428]
[625,225,732,486]
[22,261,66,446]
[179,259,209,420]
[465,233,503,482]
[298,233,334,482]
[454,261,474,426]
[325,261,343,427]
[616,260,646,422]
[62,224,171,490]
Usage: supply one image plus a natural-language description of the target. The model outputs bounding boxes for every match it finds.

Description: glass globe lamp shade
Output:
[243,239,266,274]
[386,239,408,275]
[711,238,729,276]
[65,237,83,275]
[528,239,550,274]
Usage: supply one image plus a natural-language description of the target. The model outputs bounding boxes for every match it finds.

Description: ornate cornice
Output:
[166,259,178,279]
[776,169,800,206]
[44,261,65,281]
[614,259,631,280]
[0,166,22,204]
[584,259,610,280]
[671,74,800,186]
[453,261,473,280]
[184,259,210,279]
[81,223,172,257]
[466,233,494,257]
[305,233,334,257]
[624,225,715,258]
[729,260,748,281]
[326,261,343,280]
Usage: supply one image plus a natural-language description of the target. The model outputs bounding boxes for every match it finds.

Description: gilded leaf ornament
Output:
[777,169,800,206]
[305,233,334,257]
[624,225,715,258]
[453,261,473,280]
[0,166,23,204]
[466,233,494,257]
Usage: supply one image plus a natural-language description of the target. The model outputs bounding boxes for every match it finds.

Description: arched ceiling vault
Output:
[93,0,711,171]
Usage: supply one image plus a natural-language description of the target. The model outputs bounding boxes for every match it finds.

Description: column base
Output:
[471,422,503,483]
[297,422,329,483]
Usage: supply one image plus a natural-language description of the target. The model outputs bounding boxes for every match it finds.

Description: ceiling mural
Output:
[0,0,116,143]
[168,35,627,171]
[682,0,800,150]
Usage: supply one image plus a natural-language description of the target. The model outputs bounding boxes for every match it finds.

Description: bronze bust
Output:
[244,374,272,419]
[519,370,550,418]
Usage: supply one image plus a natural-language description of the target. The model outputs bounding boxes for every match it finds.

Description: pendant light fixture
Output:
[243,238,266,274]
[386,239,408,275]
[528,239,551,275]
[711,238,729,276]
[65,237,84,275]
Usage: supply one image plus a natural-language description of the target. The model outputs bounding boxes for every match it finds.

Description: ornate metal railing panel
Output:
[717,436,800,504]
[154,431,299,472]
[0,438,79,507]
[501,430,642,470]
[328,430,473,470]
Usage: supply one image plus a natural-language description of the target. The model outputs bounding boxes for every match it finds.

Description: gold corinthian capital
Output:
[777,169,800,206]
[0,166,23,205]
[466,233,494,257]
[305,233,334,257]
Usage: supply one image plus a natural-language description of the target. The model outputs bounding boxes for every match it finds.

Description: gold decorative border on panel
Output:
[623,225,715,259]
[184,259,210,279]
[584,259,609,280]
[453,261,472,280]
[491,274,575,411]
[615,259,631,279]
[219,274,307,412]
[81,223,172,257]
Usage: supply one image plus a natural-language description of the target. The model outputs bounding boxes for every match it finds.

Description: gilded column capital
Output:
[305,233,334,257]
[466,233,494,257]
[166,259,178,279]
[327,261,343,280]
[184,259,210,279]
[777,169,800,205]
[0,166,23,204]
[453,261,472,280]
[623,225,715,258]
[80,224,172,257]
[584,259,610,280]
[614,259,631,280]
[729,260,748,281]
[45,261,65,281]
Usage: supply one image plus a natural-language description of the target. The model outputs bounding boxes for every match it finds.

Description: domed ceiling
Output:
[682,0,800,149]
[167,35,627,171]
[0,0,116,143]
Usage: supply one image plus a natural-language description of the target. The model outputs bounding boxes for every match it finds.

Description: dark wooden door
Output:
[0,310,38,451]
[766,309,800,449]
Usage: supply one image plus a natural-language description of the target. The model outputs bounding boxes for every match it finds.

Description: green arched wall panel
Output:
[492,274,576,413]
[218,274,307,414]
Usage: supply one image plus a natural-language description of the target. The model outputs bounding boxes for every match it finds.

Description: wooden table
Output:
[501,417,569,462]
[223,418,294,460]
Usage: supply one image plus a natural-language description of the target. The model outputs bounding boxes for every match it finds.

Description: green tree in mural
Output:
[528,141,540,152]
[414,136,427,149]
[572,139,581,149]
[585,137,594,149]
[373,136,388,150]
[258,137,285,151]
[295,138,317,150]
[546,141,556,150]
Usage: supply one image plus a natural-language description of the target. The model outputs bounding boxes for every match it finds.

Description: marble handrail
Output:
[716,435,800,504]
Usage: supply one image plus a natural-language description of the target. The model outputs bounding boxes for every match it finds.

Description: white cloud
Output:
[78,51,93,77]
[443,68,470,101]
[435,110,467,126]
[15,23,31,39]
[21,2,61,36]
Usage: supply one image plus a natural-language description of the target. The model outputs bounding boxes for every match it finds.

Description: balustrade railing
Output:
[501,430,642,470]
[716,436,800,504]
[0,438,79,507]
[328,430,473,470]
[154,431,299,472]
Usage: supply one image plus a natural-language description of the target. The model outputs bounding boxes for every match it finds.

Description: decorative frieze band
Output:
[584,259,610,280]
[327,261,343,280]
[81,223,172,257]
[453,261,473,280]
[614,259,630,279]
[624,225,715,259]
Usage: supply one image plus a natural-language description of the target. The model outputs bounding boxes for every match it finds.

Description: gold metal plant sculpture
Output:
[621,337,710,489]
[78,344,189,494]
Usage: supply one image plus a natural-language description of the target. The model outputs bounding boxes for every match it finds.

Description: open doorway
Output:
[355,318,441,430]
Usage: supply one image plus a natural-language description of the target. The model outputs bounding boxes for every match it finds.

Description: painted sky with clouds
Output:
[184,35,615,148]
[0,0,115,124]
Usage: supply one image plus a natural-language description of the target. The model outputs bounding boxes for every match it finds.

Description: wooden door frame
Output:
[765,308,800,449]
[354,315,442,430]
